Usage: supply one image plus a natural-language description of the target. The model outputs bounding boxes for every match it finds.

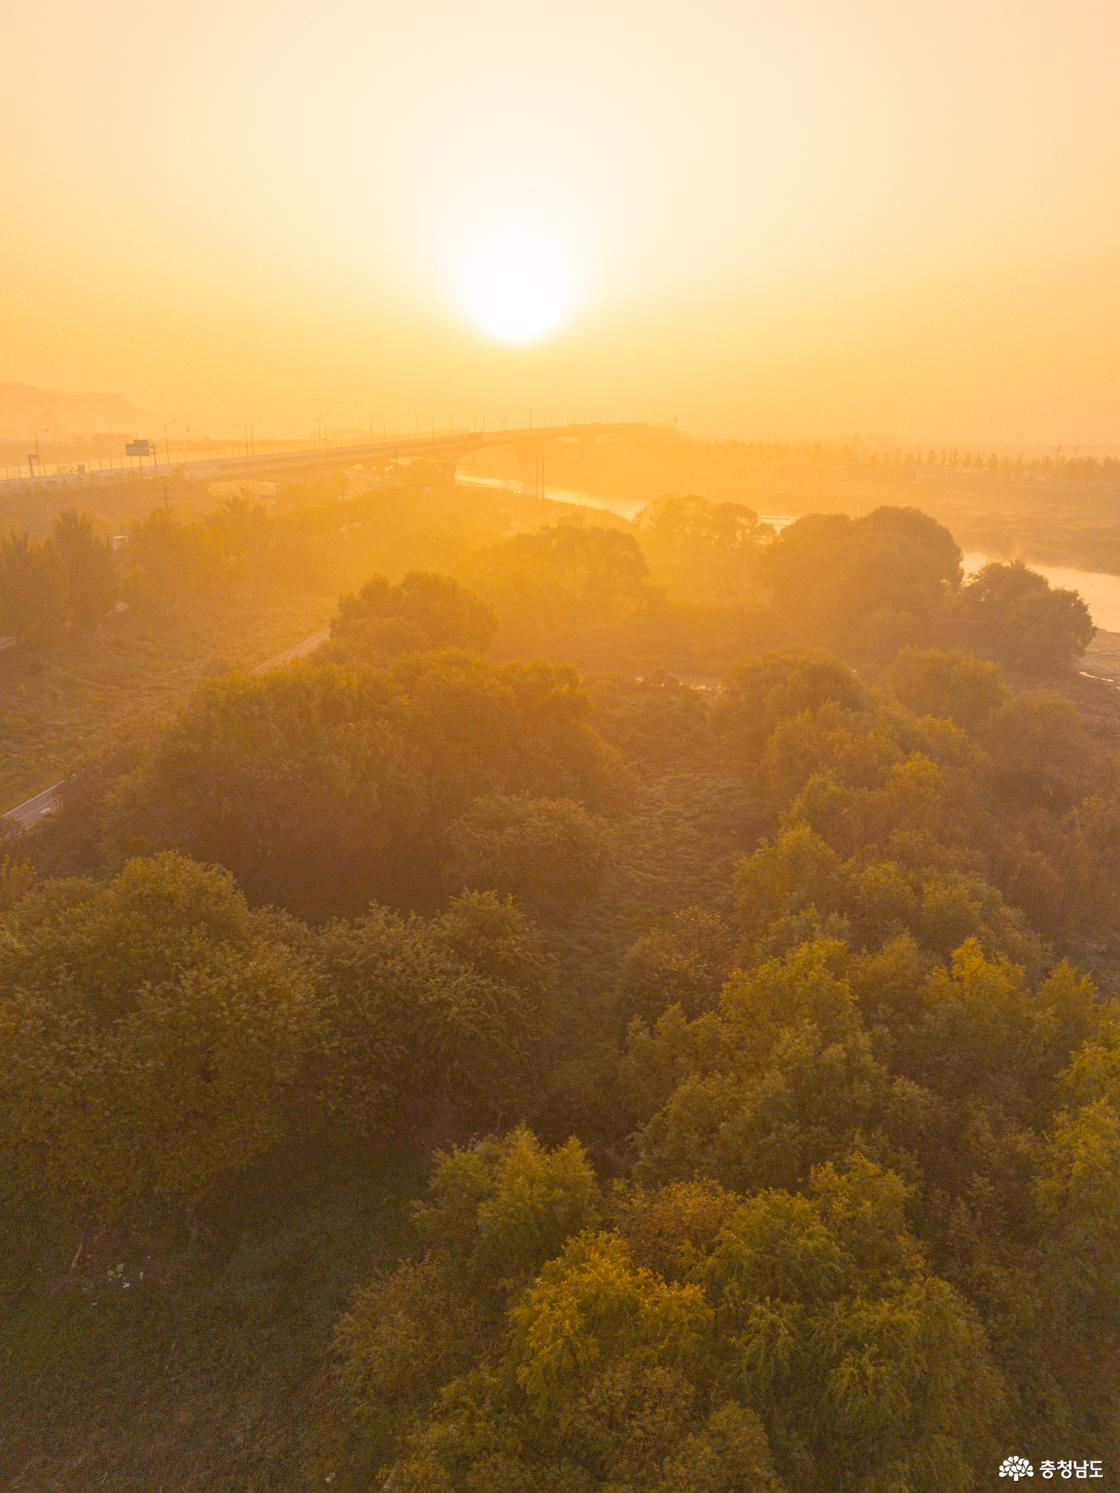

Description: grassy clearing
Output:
[0,581,334,810]
[0,1158,421,1492]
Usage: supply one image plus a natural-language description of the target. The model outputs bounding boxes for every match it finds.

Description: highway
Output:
[0,422,644,492]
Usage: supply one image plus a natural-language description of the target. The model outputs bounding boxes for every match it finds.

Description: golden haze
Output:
[2,0,1118,444]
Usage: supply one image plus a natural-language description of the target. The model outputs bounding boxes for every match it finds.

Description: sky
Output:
[3,0,1118,446]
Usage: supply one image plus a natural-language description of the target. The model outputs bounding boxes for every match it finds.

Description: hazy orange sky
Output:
[3,0,1118,445]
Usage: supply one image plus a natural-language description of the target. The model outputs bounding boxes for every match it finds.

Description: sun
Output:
[451,218,584,345]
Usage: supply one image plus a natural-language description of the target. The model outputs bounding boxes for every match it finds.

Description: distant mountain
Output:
[0,382,149,439]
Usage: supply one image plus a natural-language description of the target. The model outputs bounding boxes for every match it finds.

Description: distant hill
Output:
[0,381,149,439]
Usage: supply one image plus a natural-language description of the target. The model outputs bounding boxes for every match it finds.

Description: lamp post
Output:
[31,428,47,479]
[235,417,261,461]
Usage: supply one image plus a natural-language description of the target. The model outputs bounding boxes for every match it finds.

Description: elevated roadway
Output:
[0,422,646,492]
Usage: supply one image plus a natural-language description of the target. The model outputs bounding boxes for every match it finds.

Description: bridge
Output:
[0,422,648,492]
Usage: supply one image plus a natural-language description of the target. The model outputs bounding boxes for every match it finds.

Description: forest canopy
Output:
[2,491,1118,1491]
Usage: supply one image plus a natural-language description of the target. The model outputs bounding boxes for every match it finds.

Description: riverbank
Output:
[1082,628,1120,686]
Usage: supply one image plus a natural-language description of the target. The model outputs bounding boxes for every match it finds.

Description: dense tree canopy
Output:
[761,507,962,655]
[323,570,497,663]
[961,560,1095,672]
[445,792,614,907]
[3,497,1118,1490]
[635,493,772,600]
[106,651,625,913]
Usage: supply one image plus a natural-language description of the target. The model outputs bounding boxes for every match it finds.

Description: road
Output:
[0,422,645,492]
[1,626,332,834]
[2,783,67,833]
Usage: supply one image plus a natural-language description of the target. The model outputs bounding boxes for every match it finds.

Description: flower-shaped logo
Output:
[999,1456,1034,1481]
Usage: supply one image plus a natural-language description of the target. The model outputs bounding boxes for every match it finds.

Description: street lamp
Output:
[234,417,261,461]
[30,428,48,479]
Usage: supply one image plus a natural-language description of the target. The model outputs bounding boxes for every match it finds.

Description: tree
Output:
[413,1128,602,1292]
[508,1231,713,1414]
[0,531,70,643]
[589,673,711,769]
[761,507,961,655]
[960,561,1094,672]
[326,570,496,661]
[309,897,556,1146]
[106,662,419,914]
[52,510,117,624]
[0,854,316,1226]
[445,792,614,907]
[122,506,225,603]
[635,494,772,600]
[704,1158,1004,1492]
[983,690,1092,807]
[465,522,663,655]
[888,646,1008,732]
[617,907,736,1025]
[106,651,624,914]
[624,940,928,1195]
[717,649,866,760]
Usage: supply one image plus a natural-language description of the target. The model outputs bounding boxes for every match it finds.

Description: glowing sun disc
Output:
[452,220,583,344]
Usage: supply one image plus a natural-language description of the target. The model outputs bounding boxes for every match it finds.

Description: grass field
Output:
[0,582,335,812]
[0,1158,421,1492]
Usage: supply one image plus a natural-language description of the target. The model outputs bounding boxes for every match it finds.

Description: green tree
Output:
[717,649,866,760]
[983,690,1092,807]
[327,570,496,661]
[413,1128,602,1292]
[961,560,1094,672]
[635,493,772,600]
[309,899,555,1146]
[0,854,316,1226]
[761,507,961,654]
[52,510,117,624]
[888,646,1008,731]
[108,651,623,913]
[0,531,70,643]
[445,792,614,906]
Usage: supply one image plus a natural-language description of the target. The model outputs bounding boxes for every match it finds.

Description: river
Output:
[457,476,1120,633]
